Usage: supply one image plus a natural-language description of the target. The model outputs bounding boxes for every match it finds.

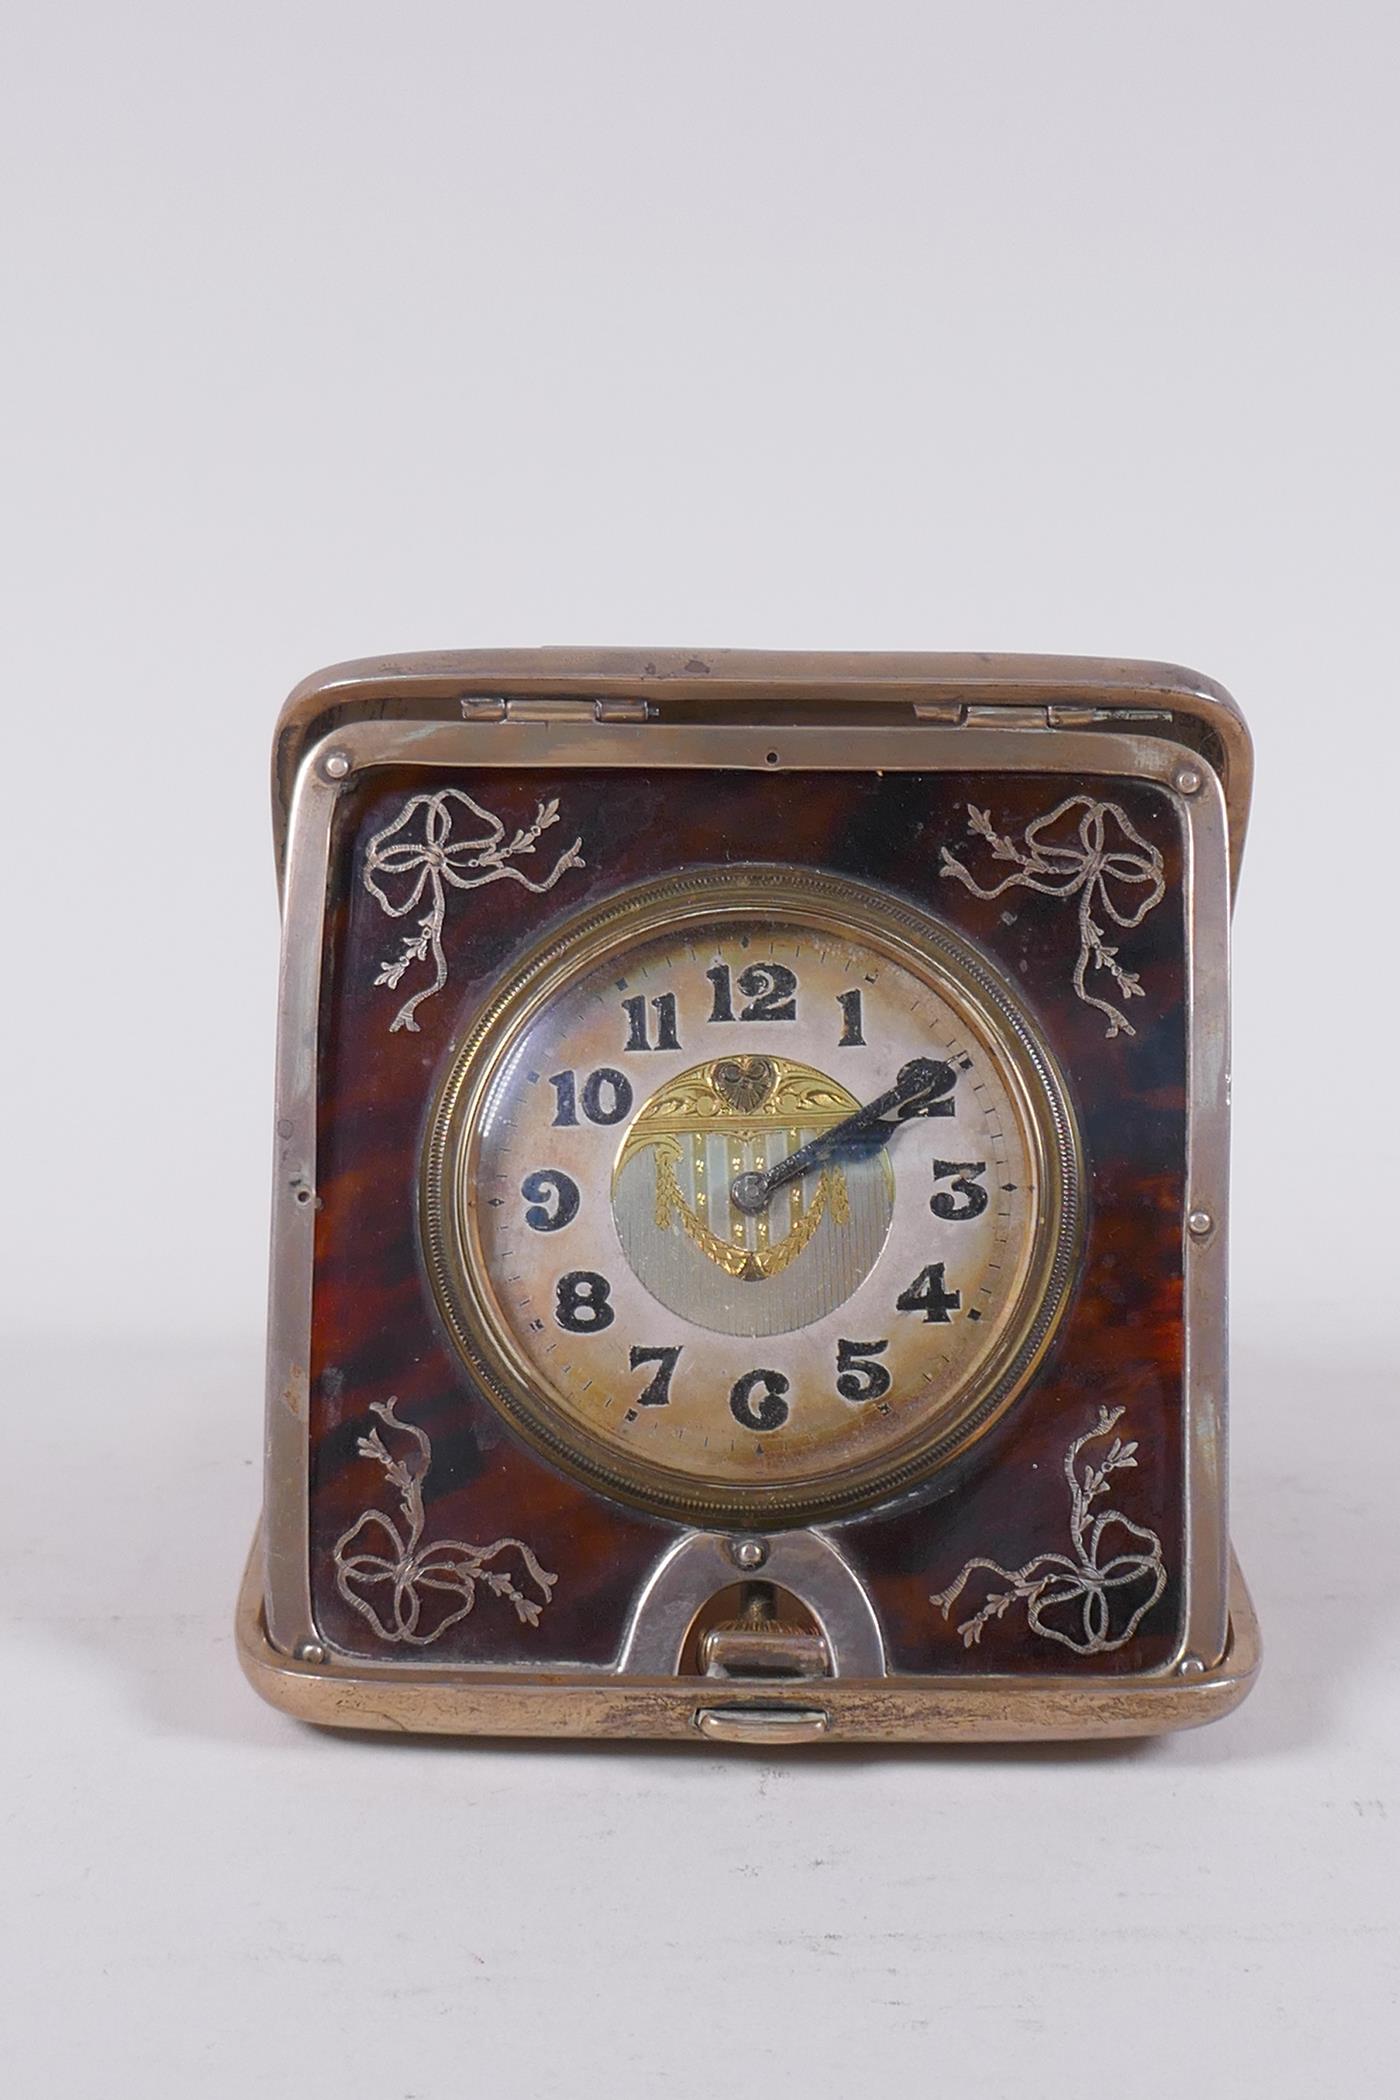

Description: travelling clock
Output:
[241,650,1259,1743]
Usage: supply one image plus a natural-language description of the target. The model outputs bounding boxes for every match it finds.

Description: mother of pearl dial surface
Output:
[466,918,1039,1493]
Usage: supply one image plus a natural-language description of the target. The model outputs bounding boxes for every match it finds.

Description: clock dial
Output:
[423,868,1080,1525]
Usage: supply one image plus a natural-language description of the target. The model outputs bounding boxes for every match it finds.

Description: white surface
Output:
[2,5,1397,2095]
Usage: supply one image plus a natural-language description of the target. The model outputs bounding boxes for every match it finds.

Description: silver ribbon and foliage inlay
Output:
[940,796,1165,1037]
[364,789,585,1032]
[929,1406,1166,1655]
[333,1398,557,1646]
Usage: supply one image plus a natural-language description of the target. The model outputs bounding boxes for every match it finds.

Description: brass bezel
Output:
[421,864,1083,1528]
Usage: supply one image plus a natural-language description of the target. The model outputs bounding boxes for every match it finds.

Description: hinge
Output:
[913,701,1175,729]
[911,702,1055,727]
[460,694,654,724]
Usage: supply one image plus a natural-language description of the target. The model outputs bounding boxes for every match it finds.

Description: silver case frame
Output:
[246,681,1253,1743]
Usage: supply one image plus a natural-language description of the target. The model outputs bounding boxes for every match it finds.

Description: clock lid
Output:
[271,648,1252,895]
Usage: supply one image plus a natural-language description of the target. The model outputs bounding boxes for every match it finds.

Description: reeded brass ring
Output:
[420,864,1084,1527]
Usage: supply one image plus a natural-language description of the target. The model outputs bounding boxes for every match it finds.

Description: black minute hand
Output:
[729,1058,955,1216]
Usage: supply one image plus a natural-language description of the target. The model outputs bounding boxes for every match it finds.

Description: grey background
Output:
[3,4,1396,2095]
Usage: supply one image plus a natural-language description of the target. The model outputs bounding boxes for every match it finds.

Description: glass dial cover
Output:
[422,867,1081,1526]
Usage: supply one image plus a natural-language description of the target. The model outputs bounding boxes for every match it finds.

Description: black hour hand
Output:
[730,1058,956,1215]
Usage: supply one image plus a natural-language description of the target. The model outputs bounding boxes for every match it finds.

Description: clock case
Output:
[240,649,1259,1744]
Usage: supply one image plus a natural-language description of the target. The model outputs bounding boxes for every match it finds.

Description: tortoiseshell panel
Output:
[308,767,1185,1674]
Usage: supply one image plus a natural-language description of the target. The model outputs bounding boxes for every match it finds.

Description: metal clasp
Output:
[695,1705,832,1745]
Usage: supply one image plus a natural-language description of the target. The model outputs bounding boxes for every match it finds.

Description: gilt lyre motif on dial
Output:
[424,868,1079,1526]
